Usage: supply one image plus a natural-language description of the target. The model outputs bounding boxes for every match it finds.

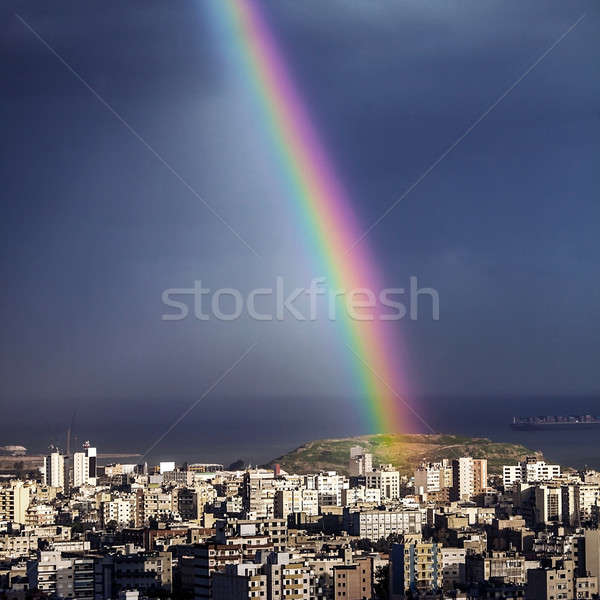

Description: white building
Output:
[0,481,31,524]
[274,489,319,518]
[441,547,466,590]
[452,458,475,500]
[503,458,561,487]
[450,458,487,499]
[535,485,563,525]
[43,452,65,491]
[576,484,600,523]
[306,472,349,507]
[341,486,382,506]
[414,460,452,494]
[503,465,523,487]
[349,509,422,540]
[524,460,561,483]
[349,447,373,477]
[73,443,97,488]
[101,496,136,526]
[562,483,600,526]
[366,467,400,500]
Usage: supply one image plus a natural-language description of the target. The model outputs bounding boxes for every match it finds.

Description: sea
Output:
[1,395,598,470]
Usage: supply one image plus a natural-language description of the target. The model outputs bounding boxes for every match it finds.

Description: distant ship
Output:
[511,415,600,431]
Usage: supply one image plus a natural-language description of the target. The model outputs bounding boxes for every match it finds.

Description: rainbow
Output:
[207,0,413,433]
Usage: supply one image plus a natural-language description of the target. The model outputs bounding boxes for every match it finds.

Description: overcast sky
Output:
[1,0,598,450]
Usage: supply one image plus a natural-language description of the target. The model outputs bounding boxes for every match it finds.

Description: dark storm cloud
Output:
[0,0,598,449]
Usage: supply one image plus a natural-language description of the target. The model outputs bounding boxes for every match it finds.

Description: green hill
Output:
[266,433,544,476]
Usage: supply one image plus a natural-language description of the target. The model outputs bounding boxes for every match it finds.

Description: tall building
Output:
[448,457,487,500]
[0,480,31,524]
[390,541,442,598]
[584,529,600,581]
[349,446,373,477]
[185,543,242,600]
[306,472,349,507]
[473,459,488,494]
[333,556,373,599]
[212,564,267,600]
[503,458,561,487]
[535,485,563,525]
[101,494,137,527]
[366,466,400,500]
[441,547,466,591]
[414,460,452,494]
[451,457,475,500]
[575,484,600,525]
[274,489,318,518]
[73,442,97,488]
[27,551,94,600]
[526,558,575,600]
[503,465,522,488]
[43,451,65,491]
[264,554,311,600]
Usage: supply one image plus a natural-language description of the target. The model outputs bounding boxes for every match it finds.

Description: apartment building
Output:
[366,467,400,501]
[306,472,349,507]
[0,481,30,524]
[143,489,175,522]
[414,460,452,494]
[43,452,65,491]
[173,487,198,521]
[341,486,381,506]
[473,459,488,494]
[274,489,318,519]
[163,470,194,486]
[101,495,137,527]
[451,458,475,501]
[390,541,442,598]
[0,531,38,559]
[333,556,373,599]
[450,458,487,501]
[348,446,373,477]
[562,483,600,526]
[264,554,311,600]
[242,470,276,517]
[212,563,267,600]
[535,484,563,525]
[503,458,561,487]
[27,551,94,600]
[441,547,466,591]
[348,509,422,540]
[178,543,242,600]
[526,558,575,600]
[95,551,172,599]
[73,443,97,488]
[575,575,598,599]
[216,518,287,552]
[467,551,527,585]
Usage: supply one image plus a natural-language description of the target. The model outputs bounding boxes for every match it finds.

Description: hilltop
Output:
[266,433,544,476]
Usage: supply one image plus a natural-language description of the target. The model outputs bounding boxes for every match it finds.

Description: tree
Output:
[351,538,374,552]
[105,519,119,532]
[373,564,389,599]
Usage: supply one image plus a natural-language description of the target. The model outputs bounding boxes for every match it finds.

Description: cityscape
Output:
[1,438,600,599]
